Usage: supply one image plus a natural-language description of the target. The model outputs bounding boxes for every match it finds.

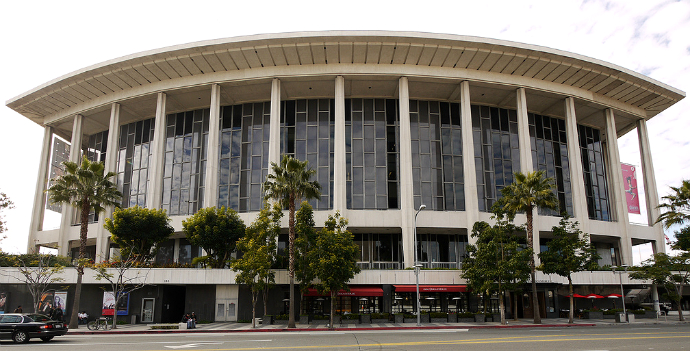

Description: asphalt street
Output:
[1,324,688,351]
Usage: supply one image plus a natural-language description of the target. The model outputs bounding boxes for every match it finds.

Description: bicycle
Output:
[87,317,113,330]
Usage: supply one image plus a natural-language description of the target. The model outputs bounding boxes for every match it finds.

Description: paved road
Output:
[2,324,688,350]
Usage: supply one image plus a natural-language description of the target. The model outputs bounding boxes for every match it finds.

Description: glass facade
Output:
[528,113,573,216]
[417,233,468,269]
[578,124,611,221]
[117,118,155,209]
[217,102,270,213]
[353,233,402,269]
[471,105,520,212]
[162,109,209,216]
[409,100,465,211]
[280,99,334,210]
[85,130,108,164]
[47,137,70,213]
[346,99,399,210]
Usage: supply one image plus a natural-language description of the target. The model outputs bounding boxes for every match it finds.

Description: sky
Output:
[1,0,688,264]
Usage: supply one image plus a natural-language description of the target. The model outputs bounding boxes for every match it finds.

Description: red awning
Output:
[394,285,467,293]
[304,286,383,297]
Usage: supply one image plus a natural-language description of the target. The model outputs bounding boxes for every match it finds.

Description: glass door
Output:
[141,298,155,323]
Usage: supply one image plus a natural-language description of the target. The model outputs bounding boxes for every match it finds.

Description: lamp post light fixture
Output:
[611,265,629,322]
[414,204,426,326]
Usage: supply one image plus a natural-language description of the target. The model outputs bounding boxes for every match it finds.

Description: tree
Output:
[311,212,361,329]
[655,180,690,230]
[462,216,531,325]
[231,203,282,328]
[182,207,245,268]
[539,217,599,324]
[3,253,65,313]
[263,155,321,328]
[47,155,122,329]
[0,190,14,237]
[629,252,690,321]
[294,202,318,297]
[89,249,151,329]
[104,206,174,262]
[496,170,558,324]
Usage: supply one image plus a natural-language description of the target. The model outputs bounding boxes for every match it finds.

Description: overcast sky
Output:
[1,0,688,264]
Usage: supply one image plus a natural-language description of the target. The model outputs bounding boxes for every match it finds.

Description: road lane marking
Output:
[166,343,223,349]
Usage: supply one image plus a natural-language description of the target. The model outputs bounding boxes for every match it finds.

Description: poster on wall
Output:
[0,292,8,313]
[38,292,54,314]
[621,163,641,214]
[102,292,130,316]
[54,292,68,314]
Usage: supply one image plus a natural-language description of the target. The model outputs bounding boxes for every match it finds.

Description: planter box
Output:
[342,318,359,324]
[394,314,404,323]
[263,316,274,325]
[447,314,458,323]
[627,314,635,323]
[584,311,604,319]
[603,314,616,319]
[492,314,501,322]
[274,319,289,324]
[404,318,417,323]
[360,314,371,324]
[474,314,486,323]
[640,311,657,319]
[431,318,446,323]
[421,314,430,323]
[299,315,309,324]
[459,318,475,323]
[372,319,388,324]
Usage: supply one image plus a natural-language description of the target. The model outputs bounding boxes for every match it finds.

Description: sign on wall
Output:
[621,163,641,214]
[102,292,130,316]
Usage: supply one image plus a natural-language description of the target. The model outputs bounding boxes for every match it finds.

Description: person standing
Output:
[13,305,22,313]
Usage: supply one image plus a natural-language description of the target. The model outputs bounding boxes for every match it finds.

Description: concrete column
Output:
[516,88,540,257]
[58,114,84,256]
[637,119,665,254]
[95,103,120,261]
[398,77,416,268]
[27,126,53,253]
[605,108,633,265]
[333,76,347,212]
[268,79,282,168]
[147,93,167,209]
[564,98,589,228]
[460,81,478,247]
[204,84,221,209]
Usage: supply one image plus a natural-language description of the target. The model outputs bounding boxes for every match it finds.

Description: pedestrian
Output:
[190,312,197,329]
[78,311,89,324]
[54,307,63,322]
[185,313,193,329]
[13,305,22,313]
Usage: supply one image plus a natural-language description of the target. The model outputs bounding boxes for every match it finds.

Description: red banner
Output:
[621,163,641,214]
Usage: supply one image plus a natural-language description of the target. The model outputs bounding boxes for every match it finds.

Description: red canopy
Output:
[394,285,467,293]
[606,294,623,298]
[572,294,588,298]
[304,286,383,297]
[585,294,604,299]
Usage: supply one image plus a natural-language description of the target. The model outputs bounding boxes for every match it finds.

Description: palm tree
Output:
[263,155,321,328]
[47,155,121,329]
[655,180,690,229]
[497,170,558,324]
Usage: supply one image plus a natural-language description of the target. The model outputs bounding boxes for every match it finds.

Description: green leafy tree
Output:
[182,207,245,268]
[47,155,122,329]
[294,202,318,297]
[673,226,690,252]
[263,155,321,328]
[0,190,14,237]
[231,203,282,328]
[496,170,558,324]
[539,217,599,324]
[629,253,690,321]
[655,180,690,230]
[311,212,361,329]
[104,206,174,262]
[462,216,531,325]
[89,248,151,329]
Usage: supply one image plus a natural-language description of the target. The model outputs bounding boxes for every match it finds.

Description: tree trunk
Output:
[329,291,335,330]
[252,290,258,328]
[513,292,519,321]
[526,206,541,324]
[568,276,574,324]
[676,285,684,322]
[263,283,269,318]
[499,288,506,325]
[69,198,90,329]
[288,196,296,328]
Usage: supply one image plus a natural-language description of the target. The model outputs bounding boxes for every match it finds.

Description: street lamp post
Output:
[414,204,426,327]
[611,265,628,322]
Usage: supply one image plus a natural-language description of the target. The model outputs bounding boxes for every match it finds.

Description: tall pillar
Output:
[398,77,416,268]
[605,108,633,265]
[516,88,540,257]
[204,84,221,208]
[58,114,84,256]
[637,119,665,254]
[268,79,282,168]
[27,126,53,253]
[564,98,590,229]
[333,76,347,213]
[95,103,120,261]
[147,93,167,209]
[460,81,478,246]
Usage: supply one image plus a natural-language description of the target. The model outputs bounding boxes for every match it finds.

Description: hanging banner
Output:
[621,163,641,214]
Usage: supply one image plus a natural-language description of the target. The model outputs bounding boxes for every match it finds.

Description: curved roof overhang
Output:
[6,31,685,130]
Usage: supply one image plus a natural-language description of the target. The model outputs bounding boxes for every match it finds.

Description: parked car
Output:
[0,313,68,343]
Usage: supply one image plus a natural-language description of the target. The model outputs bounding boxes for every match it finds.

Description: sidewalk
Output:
[66,317,688,335]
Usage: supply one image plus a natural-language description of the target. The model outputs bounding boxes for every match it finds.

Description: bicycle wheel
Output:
[104,321,113,330]
[87,321,97,330]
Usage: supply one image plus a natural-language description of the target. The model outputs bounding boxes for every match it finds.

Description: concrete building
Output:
[4,31,685,323]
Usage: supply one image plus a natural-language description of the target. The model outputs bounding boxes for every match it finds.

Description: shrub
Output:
[430,312,447,318]
[275,314,289,320]
[458,312,475,318]
[370,313,389,319]
[342,313,360,320]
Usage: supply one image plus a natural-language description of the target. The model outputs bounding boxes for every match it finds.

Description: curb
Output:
[67,323,596,335]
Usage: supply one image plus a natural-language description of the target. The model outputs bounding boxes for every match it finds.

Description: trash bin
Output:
[627,313,635,323]
[615,312,627,323]
[131,314,137,325]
